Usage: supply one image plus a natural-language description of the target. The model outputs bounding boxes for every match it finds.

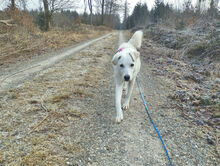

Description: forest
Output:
[0,0,219,30]
[0,0,220,165]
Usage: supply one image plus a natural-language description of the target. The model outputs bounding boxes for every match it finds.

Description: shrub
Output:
[175,20,186,30]
[5,7,35,32]
[35,12,45,31]
[187,42,207,58]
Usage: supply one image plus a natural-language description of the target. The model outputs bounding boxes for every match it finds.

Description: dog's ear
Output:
[112,53,121,65]
[129,51,140,62]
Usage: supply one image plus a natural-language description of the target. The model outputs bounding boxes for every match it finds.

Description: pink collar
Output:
[116,48,124,53]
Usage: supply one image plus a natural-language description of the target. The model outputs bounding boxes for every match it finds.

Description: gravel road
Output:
[0,31,219,166]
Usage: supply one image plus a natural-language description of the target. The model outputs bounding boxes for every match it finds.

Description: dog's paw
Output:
[116,114,123,123]
[122,103,129,110]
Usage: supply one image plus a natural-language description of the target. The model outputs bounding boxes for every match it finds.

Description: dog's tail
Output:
[128,30,143,49]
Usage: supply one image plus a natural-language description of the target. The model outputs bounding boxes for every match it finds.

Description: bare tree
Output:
[88,0,93,25]
[95,0,105,24]
[106,0,114,14]
[105,0,120,15]
[197,0,202,12]
[123,0,129,24]
[11,0,15,9]
[84,0,87,13]
[43,0,50,31]
[208,0,219,17]
[49,0,78,13]
[41,0,79,31]
[94,0,101,13]
[183,0,192,12]
[19,0,27,10]
[196,0,219,12]
[101,0,104,24]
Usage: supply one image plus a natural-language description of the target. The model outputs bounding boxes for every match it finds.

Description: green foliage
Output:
[187,42,207,58]
[29,9,121,30]
[82,12,89,24]
[200,97,212,106]
[152,0,173,22]
[37,11,46,31]
[52,10,80,29]
[153,0,165,22]
[124,3,150,29]
[133,3,149,25]
[123,1,174,29]
[30,9,46,31]
[175,20,186,30]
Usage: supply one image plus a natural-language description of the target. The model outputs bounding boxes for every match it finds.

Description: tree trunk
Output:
[198,0,201,12]
[109,0,113,14]
[84,0,87,13]
[101,0,104,25]
[123,0,128,26]
[88,0,93,25]
[43,0,50,31]
[11,0,15,10]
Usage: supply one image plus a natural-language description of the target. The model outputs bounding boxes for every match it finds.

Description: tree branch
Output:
[0,19,16,27]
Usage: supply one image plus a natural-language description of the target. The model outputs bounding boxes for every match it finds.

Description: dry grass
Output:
[49,93,70,103]
[0,76,90,165]
[187,42,207,57]
[0,28,115,165]
[0,27,108,66]
[64,109,87,118]
[0,8,110,67]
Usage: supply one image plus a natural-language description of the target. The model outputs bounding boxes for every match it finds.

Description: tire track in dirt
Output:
[0,32,117,165]
[0,33,112,93]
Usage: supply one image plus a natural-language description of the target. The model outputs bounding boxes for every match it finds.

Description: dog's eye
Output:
[130,64,134,67]
[120,64,124,68]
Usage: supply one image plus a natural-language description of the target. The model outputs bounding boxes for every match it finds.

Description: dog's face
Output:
[112,50,140,81]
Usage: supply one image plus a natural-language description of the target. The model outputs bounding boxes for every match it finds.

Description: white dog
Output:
[112,31,143,123]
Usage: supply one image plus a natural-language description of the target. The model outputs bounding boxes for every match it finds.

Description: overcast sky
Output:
[0,0,219,14]
[26,0,200,12]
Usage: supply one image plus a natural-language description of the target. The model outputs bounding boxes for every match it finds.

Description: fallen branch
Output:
[28,91,51,134]
[40,102,49,112]
[28,113,50,134]
[0,19,16,27]
[28,102,50,134]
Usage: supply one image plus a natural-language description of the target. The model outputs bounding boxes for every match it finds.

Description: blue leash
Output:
[136,77,173,166]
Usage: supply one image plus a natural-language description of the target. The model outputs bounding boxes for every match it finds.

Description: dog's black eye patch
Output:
[120,64,124,68]
[130,64,134,67]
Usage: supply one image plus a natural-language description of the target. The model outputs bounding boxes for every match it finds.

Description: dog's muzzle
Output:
[124,75,130,81]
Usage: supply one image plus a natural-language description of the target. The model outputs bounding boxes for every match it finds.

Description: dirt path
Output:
[0,33,112,93]
[0,31,219,165]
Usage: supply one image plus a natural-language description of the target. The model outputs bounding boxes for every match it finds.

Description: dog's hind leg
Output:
[115,82,123,123]
[122,79,135,110]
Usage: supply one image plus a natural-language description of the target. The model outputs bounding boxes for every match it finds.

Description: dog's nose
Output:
[124,75,130,81]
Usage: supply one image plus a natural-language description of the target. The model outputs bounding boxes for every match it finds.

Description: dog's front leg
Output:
[115,82,123,123]
[122,79,135,110]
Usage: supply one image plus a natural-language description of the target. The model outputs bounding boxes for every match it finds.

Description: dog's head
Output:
[112,50,140,81]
